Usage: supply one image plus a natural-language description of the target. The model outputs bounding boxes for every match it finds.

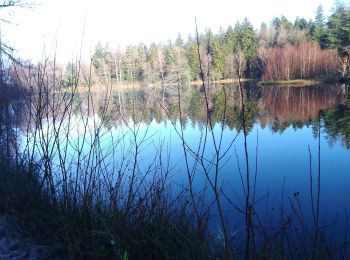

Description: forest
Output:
[4,2,349,100]
[55,2,350,88]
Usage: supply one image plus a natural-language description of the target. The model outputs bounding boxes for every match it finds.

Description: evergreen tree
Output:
[123,45,137,81]
[135,43,147,81]
[294,17,308,30]
[212,35,225,78]
[146,43,159,83]
[271,17,281,30]
[185,36,200,81]
[241,19,257,61]
[312,5,328,48]
[327,1,350,50]
[92,42,113,83]
[225,25,237,52]
[280,16,293,31]
[61,62,78,88]
[241,18,257,77]
[175,33,184,47]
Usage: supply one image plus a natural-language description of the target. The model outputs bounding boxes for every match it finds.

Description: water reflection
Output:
[10,83,350,242]
[12,83,350,144]
[38,83,348,147]
[322,99,350,148]
[258,84,347,132]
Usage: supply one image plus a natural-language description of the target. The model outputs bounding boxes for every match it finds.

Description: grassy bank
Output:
[58,77,343,93]
[60,82,144,93]
[191,78,253,86]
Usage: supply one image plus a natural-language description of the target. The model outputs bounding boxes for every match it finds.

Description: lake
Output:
[16,81,350,243]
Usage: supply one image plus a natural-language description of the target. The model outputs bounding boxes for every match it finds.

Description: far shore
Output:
[259,79,322,87]
[58,77,345,93]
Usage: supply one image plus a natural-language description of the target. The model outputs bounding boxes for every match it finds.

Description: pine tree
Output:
[185,36,200,81]
[327,1,350,50]
[123,45,137,81]
[92,42,113,83]
[312,5,328,48]
[146,43,159,83]
[175,33,184,47]
[225,25,237,52]
[212,35,225,78]
[294,17,308,30]
[135,43,147,81]
[241,18,257,77]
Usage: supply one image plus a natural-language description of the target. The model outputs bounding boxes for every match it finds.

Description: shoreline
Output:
[60,78,342,92]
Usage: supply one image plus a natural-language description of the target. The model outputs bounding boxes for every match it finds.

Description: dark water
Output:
[17,82,350,238]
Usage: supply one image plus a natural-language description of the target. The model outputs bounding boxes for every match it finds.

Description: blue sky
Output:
[1,0,336,63]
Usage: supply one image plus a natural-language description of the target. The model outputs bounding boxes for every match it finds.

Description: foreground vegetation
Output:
[0,158,216,259]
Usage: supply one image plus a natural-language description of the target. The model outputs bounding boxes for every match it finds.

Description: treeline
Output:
[47,2,350,87]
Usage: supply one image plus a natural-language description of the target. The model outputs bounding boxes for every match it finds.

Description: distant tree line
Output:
[4,1,347,92]
[64,1,348,86]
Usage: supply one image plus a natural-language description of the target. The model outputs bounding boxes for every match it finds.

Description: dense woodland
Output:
[56,2,350,87]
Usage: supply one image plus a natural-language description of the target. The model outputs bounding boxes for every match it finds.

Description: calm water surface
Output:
[19,82,350,237]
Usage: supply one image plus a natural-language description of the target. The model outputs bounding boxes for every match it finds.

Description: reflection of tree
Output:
[322,99,350,148]
[258,84,346,133]
[98,104,117,130]
[242,101,257,131]
[188,89,202,120]
[248,83,350,149]
[213,87,257,131]
[12,83,350,148]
